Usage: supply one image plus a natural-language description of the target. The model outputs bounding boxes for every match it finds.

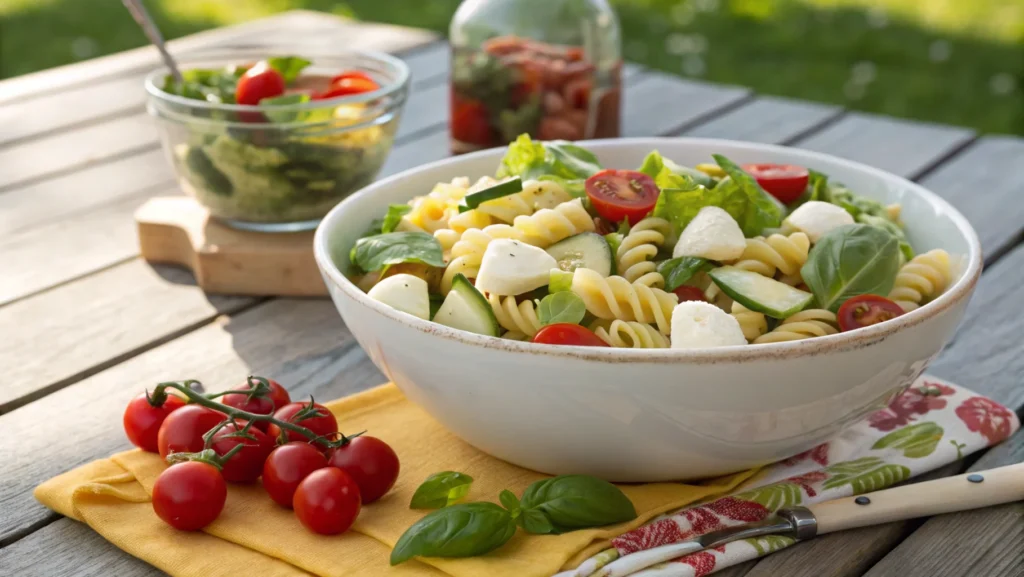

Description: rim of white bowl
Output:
[313,137,982,363]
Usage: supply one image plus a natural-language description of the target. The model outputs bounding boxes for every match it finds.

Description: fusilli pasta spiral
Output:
[439,226,528,293]
[590,319,670,348]
[888,249,951,312]
[617,217,671,286]
[400,179,470,233]
[731,232,811,278]
[571,268,679,334]
[754,309,838,344]
[731,302,767,342]
[507,198,596,247]
[488,294,542,337]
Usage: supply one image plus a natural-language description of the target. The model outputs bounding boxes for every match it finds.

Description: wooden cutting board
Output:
[135,196,328,297]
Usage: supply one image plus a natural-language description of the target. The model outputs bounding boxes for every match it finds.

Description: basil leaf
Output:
[657,257,711,292]
[858,214,914,261]
[266,56,312,83]
[520,508,555,534]
[410,471,474,509]
[537,292,586,326]
[807,170,832,203]
[351,232,444,272]
[390,502,517,565]
[499,489,521,517]
[800,224,902,312]
[712,154,785,236]
[382,204,413,234]
[519,475,637,534]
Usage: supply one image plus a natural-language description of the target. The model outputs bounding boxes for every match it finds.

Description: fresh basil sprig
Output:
[657,256,711,292]
[800,223,902,311]
[537,292,586,326]
[350,232,445,272]
[410,471,474,510]
[518,475,637,534]
[390,502,517,566]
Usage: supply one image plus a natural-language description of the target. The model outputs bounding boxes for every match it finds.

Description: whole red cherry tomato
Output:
[450,93,494,148]
[293,467,362,535]
[532,324,610,347]
[157,405,226,460]
[742,164,809,204]
[210,422,275,484]
[672,285,707,303]
[326,436,400,504]
[262,442,327,508]
[585,169,660,224]
[235,61,285,105]
[837,294,905,332]
[266,402,338,444]
[152,461,227,531]
[221,378,290,431]
[123,393,186,453]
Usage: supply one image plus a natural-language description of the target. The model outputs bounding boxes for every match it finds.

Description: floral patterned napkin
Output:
[557,376,1020,577]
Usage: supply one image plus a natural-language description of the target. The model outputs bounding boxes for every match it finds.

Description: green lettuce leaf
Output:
[266,56,312,83]
[712,154,785,237]
[496,135,601,197]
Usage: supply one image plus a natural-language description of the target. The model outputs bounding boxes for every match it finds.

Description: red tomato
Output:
[262,442,328,508]
[532,324,610,347]
[266,402,338,444]
[293,468,362,535]
[672,285,707,302]
[837,295,905,332]
[585,169,660,224]
[210,422,275,484]
[221,379,290,431]
[450,93,494,148]
[326,436,400,504]
[235,61,285,105]
[316,77,379,99]
[157,405,226,460]
[742,164,809,204]
[328,70,376,85]
[152,461,226,531]
[123,393,186,453]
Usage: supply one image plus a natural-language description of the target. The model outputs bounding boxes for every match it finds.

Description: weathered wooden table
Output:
[1,11,1021,577]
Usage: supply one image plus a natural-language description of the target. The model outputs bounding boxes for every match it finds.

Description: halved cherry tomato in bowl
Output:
[585,169,660,225]
[315,76,380,99]
[742,164,809,204]
[837,294,904,332]
[532,324,609,347]
[328,70,376,86]
[235,61,286,105]
[672,285,707,303]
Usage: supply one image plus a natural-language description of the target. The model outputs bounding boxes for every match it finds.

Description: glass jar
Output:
[449,0,622,154]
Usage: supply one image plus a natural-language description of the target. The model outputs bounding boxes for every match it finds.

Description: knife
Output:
[595,463,1024,576]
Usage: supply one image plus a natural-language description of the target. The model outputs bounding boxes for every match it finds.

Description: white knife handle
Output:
[807,463,1024,535]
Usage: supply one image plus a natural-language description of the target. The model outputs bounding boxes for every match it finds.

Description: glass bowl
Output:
[146,49,410,232]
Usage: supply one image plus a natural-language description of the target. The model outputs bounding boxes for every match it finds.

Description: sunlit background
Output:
[1,0,1021,134]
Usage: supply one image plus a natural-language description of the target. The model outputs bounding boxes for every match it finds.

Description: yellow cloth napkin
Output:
[36,384,756,577]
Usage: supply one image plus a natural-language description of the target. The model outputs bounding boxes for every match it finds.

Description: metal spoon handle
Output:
[121,0,183,83]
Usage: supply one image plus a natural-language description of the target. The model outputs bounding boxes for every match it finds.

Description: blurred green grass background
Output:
[1,0,1021,134]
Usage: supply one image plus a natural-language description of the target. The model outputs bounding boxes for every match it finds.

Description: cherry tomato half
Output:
[450,93,494,148]
[266,402,338,444]
[211,422,275,484]
[262,442,328,508]
[157,405,227,460]
[123,393,186,453]
[221,379,291,431]
[585,169,660,224]
[327,436,400,504]
[742,164,809,204]
[293,467,362,535]
[532,324,609,347]
[315,77,379,99]
[152,461,226,531]
[672,285,707,303]
[235,61,286,105]
[328,70,376,86]
[837,294,905,332]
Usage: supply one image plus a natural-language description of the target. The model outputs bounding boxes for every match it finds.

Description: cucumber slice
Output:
[458,177,523,212]
[549,269,573,293]
[545,232,613,276]
[434,274,500,336]
[709,266,813,319]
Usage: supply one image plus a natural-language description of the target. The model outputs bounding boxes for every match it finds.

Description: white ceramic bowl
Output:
[313,138,981,482]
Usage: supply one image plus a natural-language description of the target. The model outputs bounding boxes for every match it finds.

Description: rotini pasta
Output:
[400,179,470,233]
[731,232,810,279]
[507,198,596,247]
[731,302,767,342]
[571,268,679,334]
[888,249,951,312]
[754,309,838,344]
[590,319,670,348]
[617,217,671,286]
[488,294,542,337]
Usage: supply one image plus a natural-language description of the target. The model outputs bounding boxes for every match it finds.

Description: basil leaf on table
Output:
[265,56,312,83]
[657,257,711,292]
[518,474,637,534]
[499,489,521,517]
[351,232,445,272]
[712,154,785,236]
[381,204,413,234]
[390,502,517,565]
[800,223,902,312]
[410,471,475,510]
[537,292,587,326]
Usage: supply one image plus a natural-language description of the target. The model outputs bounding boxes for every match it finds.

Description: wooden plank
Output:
[0,518,163,577]
[796,112,975,179]
[683,96,842,145]
[0,260,255,414]
[623,72,750,138]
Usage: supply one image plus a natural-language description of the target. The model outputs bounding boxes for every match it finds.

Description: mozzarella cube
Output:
[671,301,748,349]
[784,201,854,243]
[673,206,746,261]
[475,238,558,296]
[367,274,430,320]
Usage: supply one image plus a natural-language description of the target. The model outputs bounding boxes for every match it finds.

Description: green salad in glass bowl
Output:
[146,50,410,231]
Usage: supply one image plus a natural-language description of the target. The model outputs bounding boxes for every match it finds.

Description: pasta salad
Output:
[347,135,954,349]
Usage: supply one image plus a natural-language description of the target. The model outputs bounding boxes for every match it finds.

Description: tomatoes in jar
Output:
[450,93,494,148]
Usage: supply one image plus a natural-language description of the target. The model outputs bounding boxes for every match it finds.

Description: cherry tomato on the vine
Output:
[267,402,338,444]
[157,405,226,460]
[532,324,610,347]
[837,294,904,332]
[262,442,327,508]
[450,93,494,148]
[235,61,285,105]
[152,461,226,531]
[326,436,399,504]
[585,169,660,224]
[123,393,186,453]
[210,422,275,484]
[742,164,809,204]
[293,467,361,535]
[221,379,290,431]
[672,285,707,303]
